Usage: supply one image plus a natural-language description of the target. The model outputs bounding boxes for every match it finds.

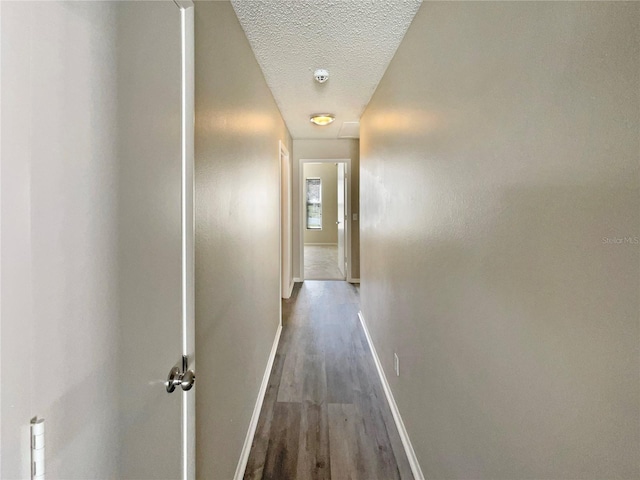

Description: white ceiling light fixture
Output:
[309,114,335,126]
[314,69,329,83]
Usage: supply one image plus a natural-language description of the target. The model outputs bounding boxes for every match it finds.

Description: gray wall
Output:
[293,139,360,279]
[360,2,639,479]
[1,2,121,477]
[195,2,293,478]
[304,163,339,245]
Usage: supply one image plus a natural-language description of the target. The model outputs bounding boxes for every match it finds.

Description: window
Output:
[306,177,322,230]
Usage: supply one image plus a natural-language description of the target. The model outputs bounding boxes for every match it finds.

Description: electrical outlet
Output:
[394,353,400,377]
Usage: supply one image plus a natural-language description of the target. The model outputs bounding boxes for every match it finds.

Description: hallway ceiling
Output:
[230,0,422,139]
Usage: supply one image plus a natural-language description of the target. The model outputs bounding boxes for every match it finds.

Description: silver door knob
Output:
[181,370,196,391]
[167,366,181,393]
[166,355,196,393]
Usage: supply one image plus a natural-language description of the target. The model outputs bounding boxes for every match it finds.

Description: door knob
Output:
[180,369,196,391]
[166,355,196,393]
[167,366,182,393]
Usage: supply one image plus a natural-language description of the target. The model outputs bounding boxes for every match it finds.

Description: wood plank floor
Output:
[244,281,414,480]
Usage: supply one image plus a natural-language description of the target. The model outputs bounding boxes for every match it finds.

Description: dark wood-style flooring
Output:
[244,281,414,480]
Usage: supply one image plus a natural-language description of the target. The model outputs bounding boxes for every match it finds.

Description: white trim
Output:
[348,278,360,284]
[293,277,302,283]
[299,158,351,282]
[0,4,3,476]
[287,280,295,298]
[177,3,195,480]
[234,325,283,480]
[357,311,425,480]
[304,176,323,230]
[280,141,292,301]
[279,141,282,307]
[304,243,338,246]
[0,1,3,474]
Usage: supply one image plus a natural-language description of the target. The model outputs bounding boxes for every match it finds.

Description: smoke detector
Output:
[314,69,329,84]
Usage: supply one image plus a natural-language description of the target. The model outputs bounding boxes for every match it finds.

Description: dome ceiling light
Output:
[309,114,335,126]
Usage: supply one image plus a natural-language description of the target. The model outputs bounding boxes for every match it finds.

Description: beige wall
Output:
[360,2,639,479]
[304,163,338,244]
[195,2,293,478]
[293,139,360,279]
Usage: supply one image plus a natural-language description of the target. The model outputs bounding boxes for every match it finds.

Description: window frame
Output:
[305,177,322,230]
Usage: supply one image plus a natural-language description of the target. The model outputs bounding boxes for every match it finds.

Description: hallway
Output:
[3,1,638,478]
[244,281,413,479]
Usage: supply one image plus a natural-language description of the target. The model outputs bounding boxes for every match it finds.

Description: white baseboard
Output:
[358,311,425,480]
[348,278,360,284]
[293,277,302,283]
[303,243,338,246]
[234,325,282,480]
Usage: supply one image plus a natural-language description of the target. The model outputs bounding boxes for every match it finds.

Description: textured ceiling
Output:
[230,0,422,139]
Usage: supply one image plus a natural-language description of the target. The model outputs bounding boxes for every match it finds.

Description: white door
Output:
[337,163,346,277]
[118,2,195,479]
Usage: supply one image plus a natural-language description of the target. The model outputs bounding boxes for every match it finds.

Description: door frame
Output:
[336,162,347,278]
[299,158,352,282]
[174,1,195,479]
[280,141,293,302]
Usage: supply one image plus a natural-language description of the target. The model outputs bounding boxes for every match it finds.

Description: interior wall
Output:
[303,163,338,245]
[1,2,121,477]
[360,2,639,479]
[194,2,293,478]
[293,139,360,279]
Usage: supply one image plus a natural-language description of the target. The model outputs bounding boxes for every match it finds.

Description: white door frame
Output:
[299,158,352,282]
[336,162,346,278]
[175,1,195,479]
[280,141,293,302]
